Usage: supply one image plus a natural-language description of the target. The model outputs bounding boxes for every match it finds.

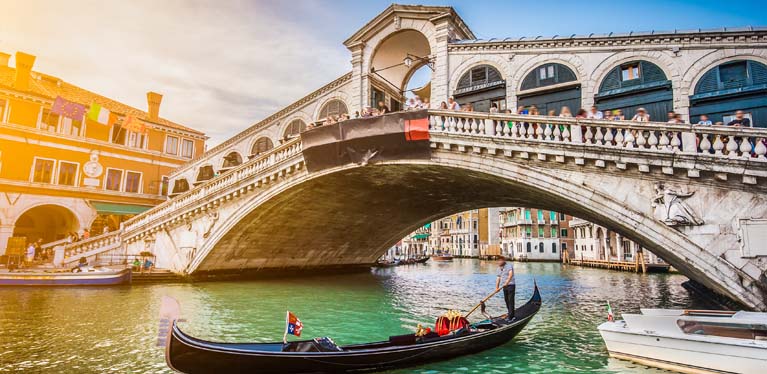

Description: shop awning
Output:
[413,233,430,240]
[91,202,153,215]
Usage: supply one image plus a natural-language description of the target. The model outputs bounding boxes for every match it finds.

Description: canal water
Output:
[0,259,706,373]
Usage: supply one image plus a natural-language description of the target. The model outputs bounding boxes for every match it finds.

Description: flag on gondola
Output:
[285,311,303,338]
[606,301,614,322]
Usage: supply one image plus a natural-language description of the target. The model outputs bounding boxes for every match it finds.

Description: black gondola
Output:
[160,283,542,373]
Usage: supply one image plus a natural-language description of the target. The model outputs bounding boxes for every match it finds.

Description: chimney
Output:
[146,91,163,121]
[13,52,36,91]
[0,52,10,67]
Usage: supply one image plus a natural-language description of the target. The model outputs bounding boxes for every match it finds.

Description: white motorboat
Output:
[598,309,767,374]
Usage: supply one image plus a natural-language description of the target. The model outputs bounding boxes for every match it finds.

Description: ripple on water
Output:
[0,259,701,373]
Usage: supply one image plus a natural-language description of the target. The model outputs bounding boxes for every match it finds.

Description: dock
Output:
[563,251,670,273]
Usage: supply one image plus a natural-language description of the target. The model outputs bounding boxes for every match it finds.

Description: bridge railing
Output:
[427,110,767,160]
[121,138,303,236]
[62,231,123,266]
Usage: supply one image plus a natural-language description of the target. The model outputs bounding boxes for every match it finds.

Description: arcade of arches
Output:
[11,205,80,245]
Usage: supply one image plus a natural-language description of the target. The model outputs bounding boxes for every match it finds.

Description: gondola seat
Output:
[282,337,342,352]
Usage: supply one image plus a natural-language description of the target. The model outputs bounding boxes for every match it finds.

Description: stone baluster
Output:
[495,120,503,137]
[604,127,614,146]
[595,126,605,145]
[535,122,544,140]
[699,133,712,154]
[562,124,571,142]
[615,128,625,147]
[659,131,671,151]
[544,123,553,141]
[584,126,594,144]
[726,135,739,157]
[503,122,512,137]
[648,131,658,149]
[739,136,753,158]
[429,115,437,131]
[553,124,562,142]
[670,132,681,152]
[755,138,767,160]
[447,116,456,133]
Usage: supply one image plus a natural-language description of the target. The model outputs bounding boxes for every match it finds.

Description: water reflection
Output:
[0,259,700,373]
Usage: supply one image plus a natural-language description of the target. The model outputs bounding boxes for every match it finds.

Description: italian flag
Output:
[87,103,113,125]
[606,301,614,322]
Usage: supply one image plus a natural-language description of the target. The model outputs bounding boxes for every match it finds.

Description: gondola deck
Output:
[161,283,541,373]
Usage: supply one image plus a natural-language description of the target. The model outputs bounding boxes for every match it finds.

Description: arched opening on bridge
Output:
[283,119,307,142]
[595,60,672,121]
[251,137,274,158]
[370,29,431,111]
[518,63,580,115]
[195,165,215,185]
[12,205,80,244]
[690,59,767,126]
[221,152,243,170]
[453,65,506,112]
[404,64,432,106]
[317,100,348,123]
[595,227,605,260]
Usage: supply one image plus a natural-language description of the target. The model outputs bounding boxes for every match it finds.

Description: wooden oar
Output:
[464,288,503,319]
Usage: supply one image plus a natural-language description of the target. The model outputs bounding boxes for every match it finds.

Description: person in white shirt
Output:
[447,96,461,111]
[632,107,650,122]
[697,114,712,126]
[587,105,603,119]
[559,106,573,117]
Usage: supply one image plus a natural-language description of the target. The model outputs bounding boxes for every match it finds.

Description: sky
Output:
[1,0,766,147]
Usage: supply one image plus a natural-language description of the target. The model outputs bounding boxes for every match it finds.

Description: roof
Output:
[0,64,205,136]
[451,26,767,45]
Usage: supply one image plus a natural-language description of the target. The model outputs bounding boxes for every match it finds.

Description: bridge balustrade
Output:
[427,110,767,160]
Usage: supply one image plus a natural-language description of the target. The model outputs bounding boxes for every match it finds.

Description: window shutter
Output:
[599,68,622,92]
[694,68,720,94]
[749,60,767,85]
[640,61,667,83]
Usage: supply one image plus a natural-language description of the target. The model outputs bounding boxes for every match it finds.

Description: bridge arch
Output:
[11,203,82,244]
[186,151,762,309]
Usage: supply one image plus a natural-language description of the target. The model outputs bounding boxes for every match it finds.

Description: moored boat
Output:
[161,284,542,373]
[0,267,132,286]
[598,308,767,374]
[430,254,453,261]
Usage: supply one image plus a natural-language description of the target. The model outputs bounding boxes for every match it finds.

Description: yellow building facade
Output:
[0,51,206,254]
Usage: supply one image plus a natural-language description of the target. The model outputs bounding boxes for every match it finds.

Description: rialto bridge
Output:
[60,5,767,310]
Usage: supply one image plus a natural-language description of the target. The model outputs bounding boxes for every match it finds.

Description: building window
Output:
[562,243,568,251]
[181,139,194,158]
[57,161,78,186]
[538,227,544,237]
[32,158,55,183]
[550,211,557,221]
[560,213,566,220]
[128,131,147,149]
[525,227,532,238]
[539,65,555,80]
[40,109,59,131]
[0,98,6,121]
[251,137,274,156]
[60,117,82,136]
[524,210,531,220]
[370,87,385,108]
[283,119,306,140]
[537,210,544,222]
[551,228,557,238]
[621,63,640,81]
[165,135,179,155]
[318,99,348,121]
[105,168,123,191]
[111,124,126,145]
[539,243,544,253]
[526,242,532,252]
[560,228,568,237]
[125,171,142,193]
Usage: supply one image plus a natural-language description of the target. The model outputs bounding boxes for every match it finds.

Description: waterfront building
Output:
[498,208,573,262]
[0,51,206,255]
[570,217,664,265]
[401,223,431,256]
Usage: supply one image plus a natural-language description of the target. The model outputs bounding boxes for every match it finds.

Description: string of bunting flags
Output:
[50,95,148,133]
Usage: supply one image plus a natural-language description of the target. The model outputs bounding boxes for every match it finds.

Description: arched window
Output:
[196,165,215,182]
[690,60,767,126]
[221,152,242,169]
[283,119,306,139]
[526,242,532,252]
[552,243,557,253]
[251,137,274,156]
[318,99,348,121]
[455,65,504,95]
[520,63,577,91]
[694,60,767,94]
[539,243,544,253]
[598,60,668,92]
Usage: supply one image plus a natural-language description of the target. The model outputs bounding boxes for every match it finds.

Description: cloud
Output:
[0,0,351,146]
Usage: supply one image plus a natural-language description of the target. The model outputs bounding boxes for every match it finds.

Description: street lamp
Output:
[403,55,413,68]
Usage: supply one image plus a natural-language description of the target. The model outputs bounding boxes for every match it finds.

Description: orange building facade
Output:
[0,51,206,254]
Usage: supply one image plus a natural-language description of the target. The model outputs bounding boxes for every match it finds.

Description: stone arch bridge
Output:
[68,111,767,310]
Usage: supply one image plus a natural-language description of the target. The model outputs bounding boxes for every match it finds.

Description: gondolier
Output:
[496,258,515,320]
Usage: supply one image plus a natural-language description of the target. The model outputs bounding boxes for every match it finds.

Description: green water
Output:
[0,260,705,373]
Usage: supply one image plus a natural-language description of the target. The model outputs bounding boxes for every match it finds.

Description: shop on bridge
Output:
[517,63,581,115]
[689,59,767,127]
[594,60,673,121]
[453,65,506,112]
